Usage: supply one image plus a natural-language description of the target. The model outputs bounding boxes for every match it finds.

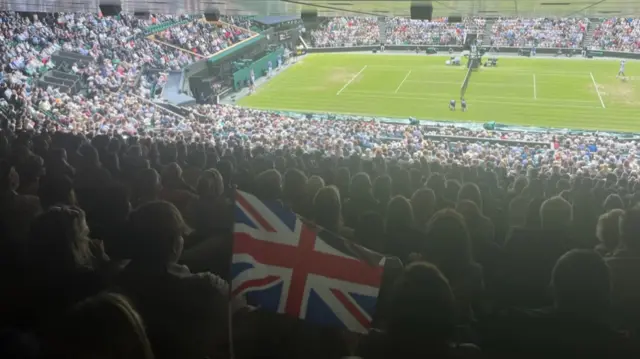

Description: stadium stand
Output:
[152,20,251,56]
[311,17,380,47]
[591,17,640,52]
[489,17,588,48]
[310,16,591,48]
[1,10,640,359]
[385,17,469,45]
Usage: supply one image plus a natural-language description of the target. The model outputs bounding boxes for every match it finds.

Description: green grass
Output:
[238,53,640,133]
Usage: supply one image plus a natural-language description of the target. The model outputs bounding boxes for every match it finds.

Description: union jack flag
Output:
[232,190,385,334]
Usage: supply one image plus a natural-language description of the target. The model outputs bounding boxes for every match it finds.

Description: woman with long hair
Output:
[411,188,437,231]
[53,292,154,359]
[373,175,392,214]
[313,186,350,237]
[25,206,108,329]
[343,172,379,228]
[160,162,197,216]
[385,195,425,262]
[359,262,479,359]
[456,200,501,288]
[131,168,162,209]
[300,175,324,219]
[423,209,484,324]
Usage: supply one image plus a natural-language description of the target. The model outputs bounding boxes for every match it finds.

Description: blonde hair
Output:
[29,205,93,272]
[596,209,624,252]
[540,196,573,230]
[313,186,342,232]
[306,176,325,199]
[64,293,155,359]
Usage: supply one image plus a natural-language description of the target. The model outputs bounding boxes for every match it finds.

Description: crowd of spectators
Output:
[312,16,593,49]
[2,10,640,359]
[306,16,640,53]
[2,100,640,358]
[385,18,469,46]
[0,11,211,137]
[306,16,640,52]
[154,20,251,56]
[490,17,588,48]
[591,17,640,52]
[310,17,380,47]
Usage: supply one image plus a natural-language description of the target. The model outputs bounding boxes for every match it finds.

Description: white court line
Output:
[404,79,532,88]
[335,91,601,110]
[336,65,367,95]
[361,64,601,76]
[394,70,412,93]
[342,89,598,105]
[533,74,537,100]
[590,72,606,109]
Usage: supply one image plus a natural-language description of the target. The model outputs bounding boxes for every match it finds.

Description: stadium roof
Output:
[253,15,301,26]
[1,0,640,17]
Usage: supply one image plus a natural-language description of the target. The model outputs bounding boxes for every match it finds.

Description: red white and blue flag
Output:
[232,190,385,334]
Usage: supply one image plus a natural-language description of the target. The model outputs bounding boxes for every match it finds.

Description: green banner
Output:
[232,48,284,90]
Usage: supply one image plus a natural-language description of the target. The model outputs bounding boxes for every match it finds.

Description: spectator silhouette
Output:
[343,172,378,228]
[457,183,483,214]
[445,179,461,205]
[313,186,352,238]
[411,187,436,231]
[254,169,282,202]
[51,292,154,359]
[121,145,150,182]
[501,196,573,308]
[335,166,351,200]
[595,209,624,256]
[603,193,624,212]
[373,174,392,214]
[391,168,411,198]
[571,190,598,248]
[160,162,197,215]
[87,185,131,262]
[182,150,207,189]
[481,250,632,358]
[423,209,484,324]
[507,195,530,230]
[606,204,640,331]
[301,175,324,219]
[359,262,480,359]
[456,200,501,288]
[23,206,107,331]
[37,175,76,209]
[182,169,232,278]
[102,138,122,179]
[385,195,423,262]
[118,201,239,359]
[74,144,112,189]
[354,211,386,253]
[427,173,454,210]
[15,155,44,196]
[44,148,75,180]
[283,168,307,215]
[0,160,41,245]
[524,197,544,229]
[132,168,163,208]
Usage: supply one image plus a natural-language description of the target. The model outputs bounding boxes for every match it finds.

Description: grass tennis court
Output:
[238,53,640,133]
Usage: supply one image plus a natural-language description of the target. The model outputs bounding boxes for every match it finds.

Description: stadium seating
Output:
[490,17,588,48]
[153,20,251,56]
[591,17,640,52]
[311,17,380,47]
[385,18,468,45]
[1,11,640,359]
